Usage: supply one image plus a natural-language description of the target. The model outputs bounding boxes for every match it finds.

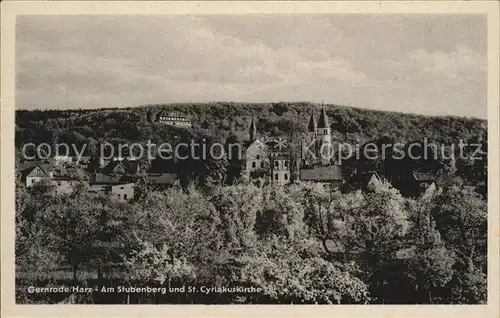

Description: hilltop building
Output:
[157,111,192,128]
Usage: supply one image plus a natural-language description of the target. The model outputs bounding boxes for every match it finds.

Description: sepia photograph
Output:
[1,1,499,317]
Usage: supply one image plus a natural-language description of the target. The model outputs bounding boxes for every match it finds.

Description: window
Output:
[261,161,264,168]
[284,173,288,180]
[117,194,121,199]
[274,161,279,168]
[256,155,260,159]
[124,194,128,200]
[275,173,279,180]
[252,161,256,168]
[57,181,61,186]
[120,186,124,190]
[284,161,288,168]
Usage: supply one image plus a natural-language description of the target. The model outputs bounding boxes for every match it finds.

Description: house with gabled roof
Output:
[342,170,381,193]
[89,157,140,201]
[411,171,437,197]
[18,160,84,195]
[99,157,139,175]
[18,161,55,187]
[20,165,51,187]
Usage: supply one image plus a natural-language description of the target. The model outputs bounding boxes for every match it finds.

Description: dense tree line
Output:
[16,174,487,304]
[15,103,488,192]
[15,103,487,304]
[15,102,486,152]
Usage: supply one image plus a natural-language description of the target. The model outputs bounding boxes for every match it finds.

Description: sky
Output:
[16,15,487,118]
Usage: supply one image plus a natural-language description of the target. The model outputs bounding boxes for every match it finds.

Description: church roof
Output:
[300,165,342,181]
[307,113,317,131]
[317,108,330,128]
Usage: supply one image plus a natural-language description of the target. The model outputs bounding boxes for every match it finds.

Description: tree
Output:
[210,184,262,249]
[225,134,243,185]
[430,184,487,304]
[405,197,455,303]
[431,184,487,272]
[124,237,197,286]
[256,186,306,240]
[227,237,370,304]
[449,265,487,304]
[132,171,152,202]
[15,175,64,279]
[44,190,126,281]
[127,187,221,266]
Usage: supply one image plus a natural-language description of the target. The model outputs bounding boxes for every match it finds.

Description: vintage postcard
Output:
[1,1,499,317]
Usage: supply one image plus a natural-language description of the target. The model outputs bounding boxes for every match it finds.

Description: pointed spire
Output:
[307,112,317,132]
[249,116,257,141]
[317,108,330,128]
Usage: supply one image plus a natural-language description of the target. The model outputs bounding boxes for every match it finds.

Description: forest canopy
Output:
[15,102,487,151]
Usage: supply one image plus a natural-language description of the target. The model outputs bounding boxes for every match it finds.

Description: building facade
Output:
[270,153,290,186]
[158,112,192,127]
[243,109,339,187]
[110,183,134,202]
[243,117,291,186]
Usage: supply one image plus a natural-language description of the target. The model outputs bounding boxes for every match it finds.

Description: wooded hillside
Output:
[15,102,487,150]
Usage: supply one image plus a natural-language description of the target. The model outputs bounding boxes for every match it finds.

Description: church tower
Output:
[249,116,257,141]
[302,112,319,166]
[317,108,332,164]
[317,108,331,141]
[307,112,317,141]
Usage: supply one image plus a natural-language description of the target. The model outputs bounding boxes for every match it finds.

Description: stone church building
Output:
[243,108,342,186]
